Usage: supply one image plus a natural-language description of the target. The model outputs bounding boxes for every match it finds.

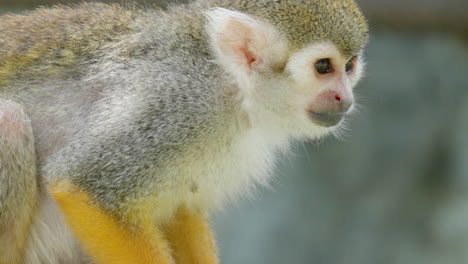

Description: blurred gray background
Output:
[1,0,467,263]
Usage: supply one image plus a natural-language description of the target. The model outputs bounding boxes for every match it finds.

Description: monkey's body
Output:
[0,1,368,263]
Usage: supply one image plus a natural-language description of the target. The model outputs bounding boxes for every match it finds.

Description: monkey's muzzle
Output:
[307,90,353,127]
[308,111,346,127]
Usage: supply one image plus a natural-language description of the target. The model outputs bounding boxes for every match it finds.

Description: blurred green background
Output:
[1,0,467,263]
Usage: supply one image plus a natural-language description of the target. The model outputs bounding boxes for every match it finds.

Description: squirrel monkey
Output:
[0,0,368,263]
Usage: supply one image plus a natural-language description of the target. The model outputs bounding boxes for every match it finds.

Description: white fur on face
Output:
[206,8,365,141]
[283,42,365,136]
[286,42,364,94]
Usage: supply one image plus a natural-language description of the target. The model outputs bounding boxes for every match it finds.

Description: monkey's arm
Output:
[162,206,219,264]
[0,100,38,264]
[50,182,175,264]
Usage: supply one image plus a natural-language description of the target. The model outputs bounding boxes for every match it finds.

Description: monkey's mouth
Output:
[308,111,345,127]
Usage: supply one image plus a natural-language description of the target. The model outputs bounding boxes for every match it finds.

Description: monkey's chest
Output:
[149,131,279,222]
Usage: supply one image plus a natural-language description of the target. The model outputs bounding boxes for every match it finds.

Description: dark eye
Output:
[346,56,357,73]
[314,59,333,74]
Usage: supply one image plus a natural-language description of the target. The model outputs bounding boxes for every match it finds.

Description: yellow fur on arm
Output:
[49,182,174,264]
[162,206,219,264]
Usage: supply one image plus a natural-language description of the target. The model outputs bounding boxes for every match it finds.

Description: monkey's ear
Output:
[205,8,286,85]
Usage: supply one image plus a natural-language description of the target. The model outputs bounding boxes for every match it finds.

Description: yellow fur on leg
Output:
[49,182,174,264]
[162,206,219,264]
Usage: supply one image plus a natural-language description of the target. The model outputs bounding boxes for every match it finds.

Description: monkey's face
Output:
[206,8,366,141]
[280,42,365,138]
[240,41,365,141]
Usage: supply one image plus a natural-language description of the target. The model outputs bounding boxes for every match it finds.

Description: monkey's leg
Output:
[0,99,38,264]
[162,206,219,264]
[49,183,174,264]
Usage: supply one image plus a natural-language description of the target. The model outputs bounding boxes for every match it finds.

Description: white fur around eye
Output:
[348,55,366,86]
[286,42,341,86]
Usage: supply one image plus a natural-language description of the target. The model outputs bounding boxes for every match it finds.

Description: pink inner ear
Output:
[240,47,257,69]
[216,16,265,72]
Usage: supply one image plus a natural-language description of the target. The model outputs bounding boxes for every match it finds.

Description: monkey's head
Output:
[205,0,368,141]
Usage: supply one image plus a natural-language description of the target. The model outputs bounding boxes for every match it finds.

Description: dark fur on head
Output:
[201,0,369,56]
